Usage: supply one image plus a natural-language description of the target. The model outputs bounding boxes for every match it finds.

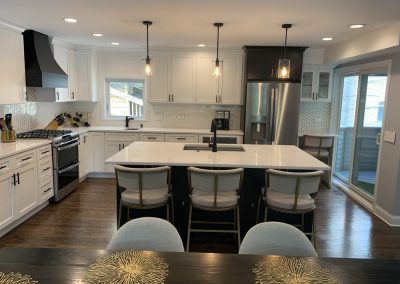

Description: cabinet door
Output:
[220,54,242,105]
[149,56,169,102]
[15,163,38,218]
[68,50,77,101]
[90,132,105,172]
[0,173,15,230]
[196,55,218,104]
[170,54,195,103]
[104,142,122,173]
[315,70,331,101]
[301,70,314,100]
[0,28,26,104]
[53,45,71,102]
[79,133,91,178]
[76,50,96,101]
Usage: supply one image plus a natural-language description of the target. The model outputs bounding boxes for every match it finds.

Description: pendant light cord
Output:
[146,22,149,60]
[216,25,220,61]
[284,26,288,58]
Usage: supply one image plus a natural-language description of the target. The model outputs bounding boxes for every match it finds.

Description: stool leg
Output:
[166,203,170,222]
[186,204,193,252]
[171,195,175,224]
[264,205,268,222]
[118,203,122,229]
[236,205,241,249]
[256,194,261,224]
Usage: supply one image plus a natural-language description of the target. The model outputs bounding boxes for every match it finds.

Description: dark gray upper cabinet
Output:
[243,46,307,82]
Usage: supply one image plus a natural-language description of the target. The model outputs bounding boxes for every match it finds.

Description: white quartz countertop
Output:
[106,142,330,170]
[61,126,244,136]
[0,140,51,159]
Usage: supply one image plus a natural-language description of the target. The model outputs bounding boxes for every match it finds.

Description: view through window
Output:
[106,79,145,118]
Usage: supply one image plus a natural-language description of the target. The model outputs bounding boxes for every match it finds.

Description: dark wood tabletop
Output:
[0,247,399,283]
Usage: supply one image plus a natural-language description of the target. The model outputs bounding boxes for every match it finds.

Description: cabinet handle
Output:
[122,144,125,149]
[168,94,170,101]
[12,174,16,186]
[71,91,75,100]
[22,157,32,162]
[118,144,121,151]
[43,166,51,172]
[0,165,6,170]
[41,150,50,155]
[83,135,86,143]
[16,172,20,185]
[216,95,218,103]
[315,92,318,100]
[56,91,60,100]
[147,137,157,140]
[172,94,174,102]
[219,95,222,103]
[44,187,52,193]
[176,137,186,140]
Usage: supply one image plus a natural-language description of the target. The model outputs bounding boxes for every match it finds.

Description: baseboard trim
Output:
[374,205,400,227]
[0,202,49,238]
[88,172,115,178]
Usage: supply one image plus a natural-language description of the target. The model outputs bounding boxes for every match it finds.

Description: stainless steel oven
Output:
[53,137,79,201]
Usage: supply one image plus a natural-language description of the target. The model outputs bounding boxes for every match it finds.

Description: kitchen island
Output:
[106,142,330,244]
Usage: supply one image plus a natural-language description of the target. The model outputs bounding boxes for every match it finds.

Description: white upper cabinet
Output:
[195,52,242,105]
[0,27,26,104]
[75,50,97,101]
[149,53,195,103]
[53,44,77,102]
[301,65,332,102]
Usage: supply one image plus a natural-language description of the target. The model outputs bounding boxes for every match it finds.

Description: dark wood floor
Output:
[1,178,400,259]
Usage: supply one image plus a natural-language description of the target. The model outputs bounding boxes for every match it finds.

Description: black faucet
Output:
[209,118,218,152]
[125,116,134,128]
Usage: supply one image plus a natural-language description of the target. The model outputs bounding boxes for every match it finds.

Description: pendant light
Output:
[278,24,292,79]
[143,20,152,76]
[213,22,223,77]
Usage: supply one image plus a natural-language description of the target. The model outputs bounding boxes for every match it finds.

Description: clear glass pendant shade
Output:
[278,58,290,79]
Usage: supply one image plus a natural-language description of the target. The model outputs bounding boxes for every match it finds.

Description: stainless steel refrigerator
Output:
[244,82,300,145]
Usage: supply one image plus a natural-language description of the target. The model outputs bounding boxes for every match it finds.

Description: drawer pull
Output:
[44,187,52,193]
[147,137,157,140]
[0,165,7,170]
[41,150,50,155]
[43,166,51,172]
[21,156,32,162]
[176,137,187,140]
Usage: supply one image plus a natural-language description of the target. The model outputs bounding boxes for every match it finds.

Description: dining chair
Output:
[107,217,185,252]
[186,166,244,252]
[114,165,174,228]
[301,135,334,165]
[256,169,323,247]
[239,221,318,256]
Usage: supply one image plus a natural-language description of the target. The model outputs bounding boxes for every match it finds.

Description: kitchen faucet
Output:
[125,116,134,128]
[209,118,218,152]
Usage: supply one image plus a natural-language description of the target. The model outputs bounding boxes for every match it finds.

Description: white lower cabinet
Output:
[79,133,91,178]
[90,132,105,173]
[15,163,38,217]
[104,132,139,173]
[0,172,14,229]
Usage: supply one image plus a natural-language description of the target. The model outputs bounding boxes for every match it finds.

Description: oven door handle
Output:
[58,162,79,174]
[57,141,79,151]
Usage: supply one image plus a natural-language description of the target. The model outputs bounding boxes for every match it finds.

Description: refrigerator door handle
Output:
[271,88,278,143]
[269,88,276,143]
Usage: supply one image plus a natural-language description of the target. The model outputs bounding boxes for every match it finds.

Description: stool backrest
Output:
[303,135,334,148]
[188,167,243,207]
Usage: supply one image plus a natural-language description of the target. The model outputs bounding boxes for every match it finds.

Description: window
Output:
[106,79,145,119]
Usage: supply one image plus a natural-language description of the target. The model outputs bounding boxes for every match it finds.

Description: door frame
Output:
[331,60,392,204]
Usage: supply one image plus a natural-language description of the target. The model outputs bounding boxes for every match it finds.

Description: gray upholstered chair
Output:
[114,165,173,228]
[107,217,184,252]
[256,169,323,246]
[239,221,318,257]
[186,167,244,252]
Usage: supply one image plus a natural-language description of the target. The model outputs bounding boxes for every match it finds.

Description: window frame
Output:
[104,77,147,120]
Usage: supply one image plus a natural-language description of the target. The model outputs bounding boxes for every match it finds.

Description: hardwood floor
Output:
[1,178,400,259]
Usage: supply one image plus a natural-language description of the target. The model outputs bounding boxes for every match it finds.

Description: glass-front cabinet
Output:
[301,65,332,102]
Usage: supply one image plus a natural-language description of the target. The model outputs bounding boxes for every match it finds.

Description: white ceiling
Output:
[1,0,399,49]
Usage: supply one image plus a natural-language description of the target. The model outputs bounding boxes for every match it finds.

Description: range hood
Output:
[22,30,68,88]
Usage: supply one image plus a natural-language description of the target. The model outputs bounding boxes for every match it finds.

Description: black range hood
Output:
[22,30,68,88]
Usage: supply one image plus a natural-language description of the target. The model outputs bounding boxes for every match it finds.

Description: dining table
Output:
[0,247,399,283]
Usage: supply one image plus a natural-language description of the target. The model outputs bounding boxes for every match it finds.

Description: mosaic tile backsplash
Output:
[298,102,331,134]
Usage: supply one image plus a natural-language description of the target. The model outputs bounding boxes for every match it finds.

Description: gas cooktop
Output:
[17,129,73,139]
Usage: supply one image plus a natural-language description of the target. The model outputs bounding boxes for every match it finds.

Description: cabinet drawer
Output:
[105,132,139,142]
[38,157,53,181]
[165,134,198,143]
[14,150,36,168]
[140,133,165,142]
[39,176,54,201]
[0,157,13,174]
[37,144,52,160]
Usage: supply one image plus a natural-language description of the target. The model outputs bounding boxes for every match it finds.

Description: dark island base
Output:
[117,166,313,251]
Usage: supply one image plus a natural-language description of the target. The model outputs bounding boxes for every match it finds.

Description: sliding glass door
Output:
[334,70,387,198]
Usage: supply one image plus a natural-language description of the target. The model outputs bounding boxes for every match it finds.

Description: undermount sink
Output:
[126,127,140,130]
[183,144,245,152]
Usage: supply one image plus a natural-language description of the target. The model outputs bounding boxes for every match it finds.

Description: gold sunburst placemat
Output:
[253,257,338,284]
[84,250,168,284]
[0,272,38,284]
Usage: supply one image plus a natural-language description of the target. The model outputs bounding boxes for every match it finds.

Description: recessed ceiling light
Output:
[322,37,333,41]
[64,18,78,23]
[349,24,365,29]
[197,43,206,47]
[111,42,120,46]
[92,33,103,37]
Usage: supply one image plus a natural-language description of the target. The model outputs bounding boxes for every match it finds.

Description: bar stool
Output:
[114,165,173,228]
[186,167,244,252]
[256,169,323,247]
